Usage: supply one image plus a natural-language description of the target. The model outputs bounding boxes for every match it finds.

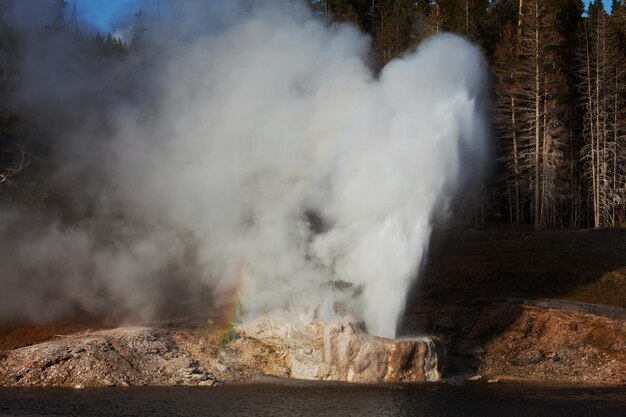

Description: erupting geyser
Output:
[0,1,488,338]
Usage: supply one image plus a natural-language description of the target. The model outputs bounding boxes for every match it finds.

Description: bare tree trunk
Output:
[481,182,485,226]
[584,23,599,229]
[395,0,399,57]
[508,186,513,224]
[465,0,469,35]
[613,67,619,226]
[601,22,608,227]
[534,2,541,229]
[72,1,78,31]
[594,15,603,228]
[518,0,523,35]
[541,96,548,228]
[512,96,521,223]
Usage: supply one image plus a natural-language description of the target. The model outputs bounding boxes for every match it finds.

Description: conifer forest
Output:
[1,0,625,230]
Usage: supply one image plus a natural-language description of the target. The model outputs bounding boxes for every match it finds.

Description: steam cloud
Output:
[0,1,488,338]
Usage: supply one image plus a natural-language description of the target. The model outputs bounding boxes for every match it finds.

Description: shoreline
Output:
[1,300,624,388]
[0,376,624,389]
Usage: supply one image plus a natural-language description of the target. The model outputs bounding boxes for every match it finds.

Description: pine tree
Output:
[423,0,446,37]
[49,0,68,32]
[578,0,624,227]
[309,0,370,28]
[408,0,431,46]
[494,23,525,223]
[440,0,489,43]
[0,0,16,87]
[612,0,626,48]
[609,0,626,225]
[510,0,567,229]
[131,10,148,50]
[0,0,10,28]
[93,32,127,58]
[372,0,414,65]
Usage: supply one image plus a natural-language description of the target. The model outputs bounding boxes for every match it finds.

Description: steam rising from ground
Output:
[0,1,488,338]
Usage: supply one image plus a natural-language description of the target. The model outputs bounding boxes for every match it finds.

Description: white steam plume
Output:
[0,1,488,338]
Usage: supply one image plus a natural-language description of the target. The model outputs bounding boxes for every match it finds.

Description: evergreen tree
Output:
[480,0,518,57]
[0,0,17,88]
[93,32,127,58]
[440,0,489,43]
[611,0,626,50]
[497,0,567,229]
[372,0,414,65]
[49,0,68,32]
[408,0,432,46]
[423,0,446,38]
[0,0,11,29]
[578,0,625,227]
[494,23,525,223]
[131,10,148,50]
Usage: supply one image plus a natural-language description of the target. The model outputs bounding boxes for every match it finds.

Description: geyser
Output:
[0,1,488,338]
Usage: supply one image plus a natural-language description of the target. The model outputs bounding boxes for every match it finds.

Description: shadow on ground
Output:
[401,225,626,379]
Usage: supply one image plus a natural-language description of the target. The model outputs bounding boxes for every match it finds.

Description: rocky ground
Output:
[0,300,622,387]
[0,326,219,388]
[401,226,626,384]
[1,227,625,387]
[404,300,625,384]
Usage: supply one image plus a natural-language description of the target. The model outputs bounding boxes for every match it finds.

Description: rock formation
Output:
[0,327,218,387]
[0,318,440,387]
[229,318,441,383]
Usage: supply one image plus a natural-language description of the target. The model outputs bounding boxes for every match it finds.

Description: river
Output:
[0,381,624,416]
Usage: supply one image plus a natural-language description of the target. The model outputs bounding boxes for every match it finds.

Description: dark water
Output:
[0,381,624,417]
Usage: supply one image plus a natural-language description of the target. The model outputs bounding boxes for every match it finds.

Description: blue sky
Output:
[78,0,616,32]
[78,0,146,31]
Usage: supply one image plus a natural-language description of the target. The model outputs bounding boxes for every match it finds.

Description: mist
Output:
[0,0,488,338]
